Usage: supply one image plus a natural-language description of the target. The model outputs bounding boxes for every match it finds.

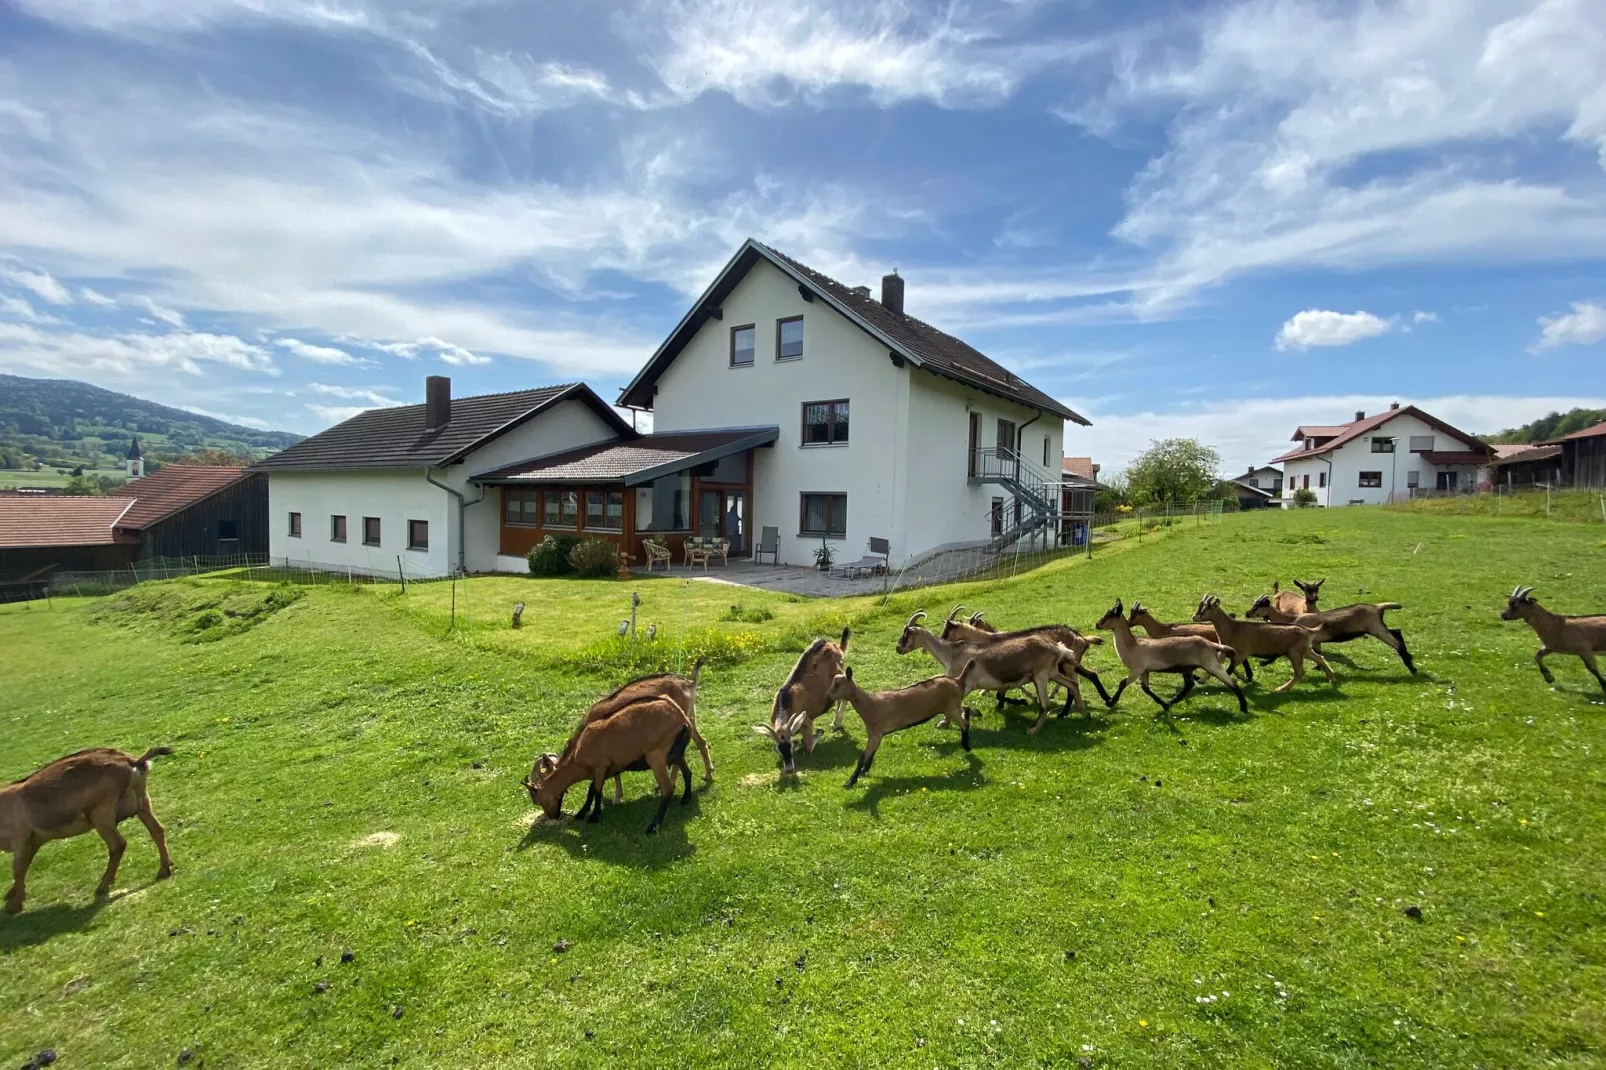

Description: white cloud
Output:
[0,295,56,323]
[0,322,277,379]
[1533,300,1606,350]
[307,382,401,407]
[131,295,186,328]
[79,286,118,308]
[1413,310,1438,324]
[275,337,369,365]
[0,264,73,305]
[1274,309,1392,351]
[1072,393,1606,476]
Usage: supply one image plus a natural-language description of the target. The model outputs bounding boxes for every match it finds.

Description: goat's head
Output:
[825,666,855,705]
[1128,601,1155,627]
[753,689,809,774]
[1295,578,1325,608]
[946,605,967,625]
[1094,599,1125,630]
[1192,595,1221,623]
[968,611,996,632]
[522,753,559,809]
[1245,594,1273,620]
[896,610,930,655]
[1501,585,1537,621]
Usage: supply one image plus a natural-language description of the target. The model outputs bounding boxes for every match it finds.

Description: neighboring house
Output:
[1224,478,1277,511]
[1239,465,1284,497]
[0,465,265,579]
[613,239,1088,566]
[1549,420,1606,489]
[1059,456,1103,536]
[1062,457,1102,487]
[1271,403,1493,506]
[254,380,633,577]
[1483,443,1564,489]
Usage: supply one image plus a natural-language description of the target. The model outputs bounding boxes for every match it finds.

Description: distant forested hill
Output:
[0,373,300,474]
[1483,407,1606,445]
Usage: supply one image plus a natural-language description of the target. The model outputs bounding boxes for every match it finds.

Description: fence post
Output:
[396,555,407,592]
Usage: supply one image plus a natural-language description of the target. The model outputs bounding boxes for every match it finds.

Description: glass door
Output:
[699,489,749,553]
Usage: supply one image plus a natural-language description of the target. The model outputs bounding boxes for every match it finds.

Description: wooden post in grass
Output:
[396,555,407,593]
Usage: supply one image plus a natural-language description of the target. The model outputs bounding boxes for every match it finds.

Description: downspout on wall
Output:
[426,469,484,573]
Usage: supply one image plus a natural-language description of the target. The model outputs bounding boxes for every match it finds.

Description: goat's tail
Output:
[839,626,851,652]
[1376,602,1403,612]
[1082,634,1104,646]
[134,746,174,768]
[1214,644,1237,668]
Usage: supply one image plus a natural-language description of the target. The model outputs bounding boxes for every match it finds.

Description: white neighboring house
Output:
[1271,404,1493,507]
[611,239,1089,566]
[1241,465,1284,497]
[256,379,632,577]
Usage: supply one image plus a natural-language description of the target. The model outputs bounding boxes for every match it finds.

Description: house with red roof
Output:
[1269,403,1492,506]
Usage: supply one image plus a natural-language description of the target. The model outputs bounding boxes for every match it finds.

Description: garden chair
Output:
[754,526,780,566]
[831,537,890,579]
[642,537,672,572]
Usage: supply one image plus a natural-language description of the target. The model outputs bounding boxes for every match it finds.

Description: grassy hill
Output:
[0,374,300,485]
[3,509,1604,1068]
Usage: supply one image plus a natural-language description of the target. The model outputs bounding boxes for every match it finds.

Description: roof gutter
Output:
[426,470,484,573]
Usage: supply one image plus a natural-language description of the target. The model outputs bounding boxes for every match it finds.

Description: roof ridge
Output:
[374,382,580,410]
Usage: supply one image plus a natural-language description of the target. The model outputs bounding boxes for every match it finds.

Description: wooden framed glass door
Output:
[699,489,749,553]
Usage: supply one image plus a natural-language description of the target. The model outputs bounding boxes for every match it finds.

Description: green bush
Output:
[720,603,775,623]
[1292,488,1318,508]
[567,537,620,579]
[527,535,580,576]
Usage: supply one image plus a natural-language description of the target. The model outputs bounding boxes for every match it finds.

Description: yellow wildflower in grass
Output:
[1138,1020,1148,1029]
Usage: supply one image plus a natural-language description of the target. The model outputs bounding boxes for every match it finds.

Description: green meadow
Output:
[2,508,1603,1068]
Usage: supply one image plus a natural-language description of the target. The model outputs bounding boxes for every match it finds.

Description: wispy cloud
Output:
[0,264,74,305]
[0,322,278,379]
[1532,300,1606,351]
[275,337,370,366]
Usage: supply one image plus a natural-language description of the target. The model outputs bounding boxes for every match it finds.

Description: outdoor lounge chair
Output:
[642,537,672,572]
[754,526,780,566]
[831,537,890,579]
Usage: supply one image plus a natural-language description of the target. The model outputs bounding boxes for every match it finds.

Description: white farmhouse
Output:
[610,239,1088,566]
[1271,404,1493,506]
[256,239,1088,575]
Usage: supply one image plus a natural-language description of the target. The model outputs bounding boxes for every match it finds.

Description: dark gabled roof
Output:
[0,497,139,548]
[1551,419,1606,442]
[1271,406,1492,465]
[617,239,1088,424]
[109,466,255,529]
[473,426,779,486]
[1228,479,1275,498]
[1488,443,1562,465]
[252,383,634,472]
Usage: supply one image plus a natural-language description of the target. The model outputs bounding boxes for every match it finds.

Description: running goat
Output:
[1270,578,1324,615]
[1246,594,1415,673]
[826,666,973,788]
[939,608,1111,709]
[1095,600,1247,715]
[1501,586,1606,693]
[897,611,1090,732]
[1192,595,1336,689]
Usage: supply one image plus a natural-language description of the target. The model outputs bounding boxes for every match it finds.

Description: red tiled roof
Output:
[1551,419,1606,442]
[1271,406,1492,465]
[109,465,251,529]
[0,497,138,548]
[1062,457,1097,480]
[1290,424,1350,441]
[1489,443,1534,459]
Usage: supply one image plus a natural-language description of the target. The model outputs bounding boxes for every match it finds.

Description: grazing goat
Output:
[1501,586,1606,693]
[1192,595,1336,689]
[1095,600,1246,714]
[826,666,972,788]
[755,628,850,774]
[939,608,1111,708]
[2,747,174,914]
[897,611,1087,732]
[528,661,711,805]
[1246,595,1415,674]
[1271,578,1324,615]
[526,697,694,835]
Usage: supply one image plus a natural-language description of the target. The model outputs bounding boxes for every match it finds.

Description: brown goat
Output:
[2,746,175,914]
[826,666,972,788]
[756,628,850,774]
[1247,595,1415,673]
[1128,602,1220,643]
[530,661,711,804]
[899,611,1088,732]
[1095,600,1247,714]
[1193,595,1336,690]
[526,697,693,835]
[1501,586,1606,692]
[939,610,1111,708]
[1271,579,1324,615]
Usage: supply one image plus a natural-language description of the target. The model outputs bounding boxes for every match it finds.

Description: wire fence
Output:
[9,552,458,603]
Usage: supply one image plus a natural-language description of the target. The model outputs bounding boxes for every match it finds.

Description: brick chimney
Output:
[1354,409,1365,422]
[425,376,451,432]
[881,271,904,316]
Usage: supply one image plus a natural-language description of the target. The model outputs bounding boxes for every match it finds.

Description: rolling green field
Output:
[0,466,129,490]
[2,509,1604,1069]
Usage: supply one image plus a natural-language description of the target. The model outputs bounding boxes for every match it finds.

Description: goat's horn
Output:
[946,604,965,622]
[907,610,927,627]
[969,611,986,623]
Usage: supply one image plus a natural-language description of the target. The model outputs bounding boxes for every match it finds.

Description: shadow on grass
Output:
[843,750,985,818]
[971,708,1113,753]
[515,786,702,867]
[0,895,113,950]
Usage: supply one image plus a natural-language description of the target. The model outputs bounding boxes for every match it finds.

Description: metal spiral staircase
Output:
[969,447,1065,551]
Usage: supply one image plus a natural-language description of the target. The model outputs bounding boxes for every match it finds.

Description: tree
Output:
[1123,438,1223,506]
[62,473,126,496]
[1485,407,1606,444]
[171,447,258,467]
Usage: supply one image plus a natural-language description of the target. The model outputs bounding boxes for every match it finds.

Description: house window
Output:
[288,512,302,537]
[218,520,238,540]
[636,472,691,532]
[544,489,579,529]
[1371,437,1395,453]
[800,493,847,537]
[362,517,381,546]
[1318,472,1327,489]
[730,324,755,367]
[802,400,849,446]
[777,316,804,360]
[1042,437,1049,467]
[1302,474,1310,490]
[408,520,429,551]
[1409,435,1435,453]
[1359,471,1383,488]
[330,515,346,543]
[504,488,539,526]
[967,412,981,477]
[586,490,624,531]
[990,497,1004,537]
[1407,470,1420,488]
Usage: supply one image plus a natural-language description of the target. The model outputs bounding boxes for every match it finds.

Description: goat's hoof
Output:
[645,825,660,836]
[3,899,21,915]
[157,866,173,880]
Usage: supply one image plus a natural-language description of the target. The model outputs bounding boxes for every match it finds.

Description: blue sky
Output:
[1,0,1604,473]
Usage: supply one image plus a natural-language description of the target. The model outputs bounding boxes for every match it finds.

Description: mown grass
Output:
[2,509,1604,1069]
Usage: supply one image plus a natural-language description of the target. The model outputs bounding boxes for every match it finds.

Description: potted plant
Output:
[813,537,835,572]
